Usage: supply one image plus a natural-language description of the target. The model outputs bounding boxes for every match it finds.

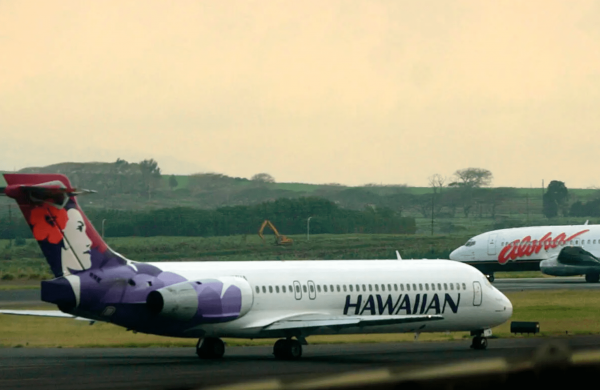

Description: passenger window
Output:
[462,283,466,290]
[450,284,454,290]
[349,285,353,292]
[289,285,293,292]
[425,283,429,291]
[413,284,417,291]
[324,285,328,292]
[362,284,366,291]
[443,283,448,290]
[276,286,280,293]
[394,284,398,291]
[419,284,422,291]
[356,284,360,291]
[303,285,307,293]
[381,284,385,291]
[262,286,267,293]
[369,284,373,291]
[295,285,300,293]
[269,286,273,293]
[431,283,435,291]
[456,283,460,290]
[594,240,597,244]
[406,284,411,291]
[375,284,379,292]
[283,286,287,293]
[255,286,260,293]
[309,285,314,293]
[343,285,347,292]
[317,285,321,293]
[576,240,578,245]
[438,283,442,290]
[336,285,341,292]
[400,284,404,291]
[330,285,334,292]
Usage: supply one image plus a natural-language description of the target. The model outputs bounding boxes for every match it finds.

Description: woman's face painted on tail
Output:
[61,208,92,274]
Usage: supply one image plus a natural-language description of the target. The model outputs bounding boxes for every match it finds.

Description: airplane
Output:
[0,173,512,359]
[449,222,600,283]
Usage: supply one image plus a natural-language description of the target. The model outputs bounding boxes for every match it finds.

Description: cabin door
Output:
[487,234,497,256]
[293,281,302,300]
[473,281,482,306]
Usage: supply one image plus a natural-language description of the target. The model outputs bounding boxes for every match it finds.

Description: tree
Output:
[251,173,275,183]
[428,174,446,194]
[139,159,162,199]
[168,175,178,191]
[448,168,493,217]
[449,168,493,188]
[543,180,569,218]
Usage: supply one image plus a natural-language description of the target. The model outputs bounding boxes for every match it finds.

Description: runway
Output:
[1,336,599,390]
[493,276,600,292]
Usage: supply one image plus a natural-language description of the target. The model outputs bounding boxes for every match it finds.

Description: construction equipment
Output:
[258,220,293,245]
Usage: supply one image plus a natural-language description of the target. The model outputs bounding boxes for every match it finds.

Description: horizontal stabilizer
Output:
[0,310,94,321]
[262,313,443,331]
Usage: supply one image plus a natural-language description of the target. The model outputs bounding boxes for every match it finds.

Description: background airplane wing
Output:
[0,310,96,321]
[557,246,600,267]
[262,313,443,331]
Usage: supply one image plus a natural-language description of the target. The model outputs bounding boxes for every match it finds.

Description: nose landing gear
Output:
[470,336,488,350]
[470,328,492,350]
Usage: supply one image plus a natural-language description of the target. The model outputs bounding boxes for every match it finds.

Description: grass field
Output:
[0,233,473,280]
[0,290,595,348]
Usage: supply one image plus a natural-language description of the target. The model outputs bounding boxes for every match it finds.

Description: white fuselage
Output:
[450,224,600,276]
[148,259,512,339]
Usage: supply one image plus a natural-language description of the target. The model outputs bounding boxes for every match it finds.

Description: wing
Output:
[557,246,600,267]
[258,313,443,331]
[0,310,95,321]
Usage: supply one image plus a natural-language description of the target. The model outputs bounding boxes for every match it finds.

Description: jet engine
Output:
[146,276,253,322]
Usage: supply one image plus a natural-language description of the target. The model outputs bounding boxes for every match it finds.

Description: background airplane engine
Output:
[146,276,253,322]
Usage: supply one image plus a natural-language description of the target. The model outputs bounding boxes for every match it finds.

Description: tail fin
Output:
[2,174,126,277]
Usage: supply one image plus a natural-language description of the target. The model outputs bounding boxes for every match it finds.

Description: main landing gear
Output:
[196,337,225,359]
[585,273,600,283]
[470,328,491,350]
[273,338,303,360]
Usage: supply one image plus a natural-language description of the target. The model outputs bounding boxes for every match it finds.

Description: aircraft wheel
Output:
[470,336,487,350]
[585,273,600,283]
[486,274,495,283]
[196,337,225,359]
[273,339,302,360]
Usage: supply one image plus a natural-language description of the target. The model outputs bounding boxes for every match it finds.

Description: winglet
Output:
[396,250,402,260]
[585,220,589,225]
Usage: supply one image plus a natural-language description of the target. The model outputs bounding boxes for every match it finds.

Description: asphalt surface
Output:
[493,276,600,292]
[0,336,599,390]
[1,277,599,389]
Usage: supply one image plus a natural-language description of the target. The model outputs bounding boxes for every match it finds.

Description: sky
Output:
[1,1,600,188]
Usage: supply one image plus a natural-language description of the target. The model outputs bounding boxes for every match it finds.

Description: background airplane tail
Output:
[2,173,126,278]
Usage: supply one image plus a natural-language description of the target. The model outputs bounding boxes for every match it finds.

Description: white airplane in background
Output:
[450,222,600,283]
[0,174,512,359]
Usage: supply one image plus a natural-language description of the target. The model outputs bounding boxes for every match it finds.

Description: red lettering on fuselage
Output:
[497,229,589,264]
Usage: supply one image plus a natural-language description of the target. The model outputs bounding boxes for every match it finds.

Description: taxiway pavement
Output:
[0,336,599,390]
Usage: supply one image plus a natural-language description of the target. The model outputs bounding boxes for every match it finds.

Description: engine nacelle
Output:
[146,276,254,323]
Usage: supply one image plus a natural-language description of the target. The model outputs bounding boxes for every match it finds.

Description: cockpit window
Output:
[465,240,476,247]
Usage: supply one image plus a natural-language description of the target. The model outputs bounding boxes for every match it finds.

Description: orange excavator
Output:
[258,220,293,245]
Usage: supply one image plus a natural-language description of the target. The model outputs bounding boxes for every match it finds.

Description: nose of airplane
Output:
[449,248,461,260]
[496,289,513,322]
